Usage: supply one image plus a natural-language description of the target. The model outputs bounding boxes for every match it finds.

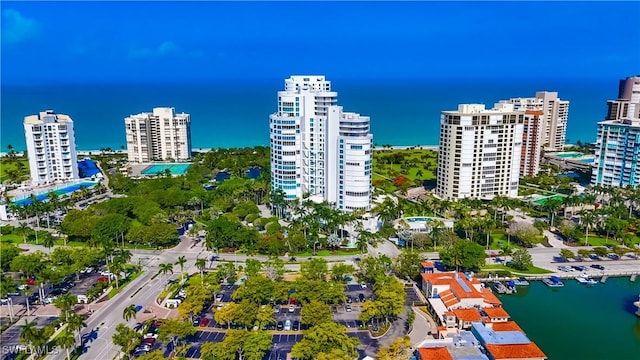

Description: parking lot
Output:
[0,316,58,359]
[404,286,422,305]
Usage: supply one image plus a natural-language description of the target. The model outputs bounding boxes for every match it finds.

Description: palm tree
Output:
[580,210,597,246]
[188,196,203,216]
[66,314,86,344]
[176,256,187,283]
[107,261,124,288]
[16,222,30,244]
[53,293,77,322]
[23,287,33,316]
[430,220,446,250]
[19,319,42,352]
[123,304,138,322]
[57,330,76,360]
[43,232,55,250]
[159,263,174,276]
[195,258,206,284]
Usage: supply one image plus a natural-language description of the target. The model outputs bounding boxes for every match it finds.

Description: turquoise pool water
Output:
[405,217,435,222]
[141,164,192,176]
[14,181,98,206]
[555,152,583,158]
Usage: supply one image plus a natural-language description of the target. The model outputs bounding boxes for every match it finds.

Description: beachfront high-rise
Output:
[591,76,640,187]
[519,110,544,177]
[125,107,192,163]
[436,103,524,200]
[24,110,79,186]
[503,91,569,152]
[269,76,373,212]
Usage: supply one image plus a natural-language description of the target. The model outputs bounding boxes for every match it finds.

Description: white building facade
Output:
[592,76,640,187]
[502,91,569,152]
[24,110,79,186]
[436,103,524,200]
[125,107,192,163]
[270,76,372,212]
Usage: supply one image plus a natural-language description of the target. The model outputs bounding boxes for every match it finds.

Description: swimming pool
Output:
[141,164,192,176]
[14,181,98,206]
[555,152,584,158]
[406,216,435,223]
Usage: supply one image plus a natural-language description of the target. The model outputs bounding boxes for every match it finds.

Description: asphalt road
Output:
[46,235,208,360]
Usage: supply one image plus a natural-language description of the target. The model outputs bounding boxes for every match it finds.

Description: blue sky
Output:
[2,1,639,84]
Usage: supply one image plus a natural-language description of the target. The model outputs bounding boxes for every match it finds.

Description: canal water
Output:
[498,277,640,359]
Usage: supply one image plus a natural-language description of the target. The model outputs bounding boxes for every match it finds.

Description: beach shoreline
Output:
[0,144,443,158]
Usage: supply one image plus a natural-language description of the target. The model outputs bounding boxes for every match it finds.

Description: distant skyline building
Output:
[591,76,640,187]
[125,107,192,163]
[503,91,569,152]
[24,110,79,186]
[436,103,524,200]
[269,75,373,212]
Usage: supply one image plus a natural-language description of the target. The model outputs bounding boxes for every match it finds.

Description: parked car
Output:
[607,254,620,260]
[276,321,284,331]
[360,283,367,289]
[590,264,605,270]
[192,317,201,326]
[292,321,299,331]
[274,306,280,313]
[346,304,352,312]
[346,296,352,304]
[288,305,295,313]
[26,278,36,285]
[284,320,291,331]
[358,293,365,302]
[200,318,209,327]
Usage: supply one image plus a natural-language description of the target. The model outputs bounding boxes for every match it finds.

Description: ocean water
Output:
[0,78,614,151]
[499,277,640,360]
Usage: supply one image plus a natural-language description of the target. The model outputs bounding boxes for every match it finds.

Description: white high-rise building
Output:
[436,103,524,200]
[125,107,192,163]
[592,76,640,187]
[24,110,79,186]
[269,76,373,212]
[503,91,569,151]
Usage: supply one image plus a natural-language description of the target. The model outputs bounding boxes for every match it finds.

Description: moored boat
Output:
[543,276,564,287]
[634,295,640,317]
[575,275,597,285]
[512,277,530,286]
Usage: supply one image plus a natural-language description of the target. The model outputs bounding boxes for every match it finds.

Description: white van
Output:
[165,298,182,308]
[77,295,88,304]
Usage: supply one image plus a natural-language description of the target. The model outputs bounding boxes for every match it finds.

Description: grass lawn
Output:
[0,234,24,244]
[294,248,362,257]
[580,235,640,247]
[482,264,552,275]
[488,232,522,251]
[108,270,144,298]
[0,159,29,183]
[372,148,437,191]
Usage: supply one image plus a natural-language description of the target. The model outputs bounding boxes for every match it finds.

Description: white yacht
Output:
[575,275,597,285]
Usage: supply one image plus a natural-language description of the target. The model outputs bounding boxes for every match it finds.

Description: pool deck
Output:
[128,163,192,177]
[6,180,98,201]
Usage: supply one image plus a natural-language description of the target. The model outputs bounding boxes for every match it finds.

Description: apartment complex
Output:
[269,76,373,212]
[125,107,192,163]
[591,76,640,187]
[519,110,544,177]
[503,91,569,152]
[436,103,524,200]
[24,110,79,186]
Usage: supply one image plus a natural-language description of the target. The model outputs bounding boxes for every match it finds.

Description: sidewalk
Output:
[409,306,436,346]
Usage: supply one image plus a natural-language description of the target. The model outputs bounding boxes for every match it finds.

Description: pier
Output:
[479,271,640,283]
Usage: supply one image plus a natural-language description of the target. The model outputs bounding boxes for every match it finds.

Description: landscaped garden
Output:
[372,147,437,193]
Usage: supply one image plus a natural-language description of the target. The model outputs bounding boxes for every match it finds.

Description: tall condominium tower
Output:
[519,110,544,177]
[503,91,569,152]
[125,107,192,163]
[591,76,640,187]
[24,110,79,186]
[269,76,373,212]
[436,103,524,200]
